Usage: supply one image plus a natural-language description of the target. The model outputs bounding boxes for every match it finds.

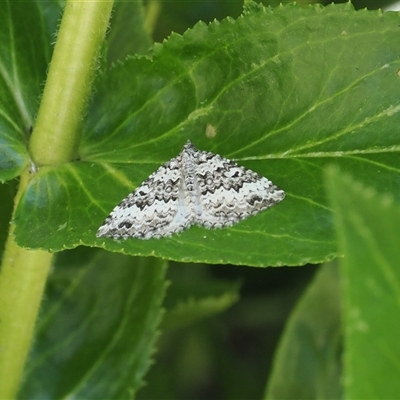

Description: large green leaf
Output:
[0,1,61,181]
[19,248,167,398]
[13,3,400,266]
[326,168,400,399]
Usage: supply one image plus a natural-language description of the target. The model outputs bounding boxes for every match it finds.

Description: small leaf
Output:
[162,278,240,331]
[325,167,400,399]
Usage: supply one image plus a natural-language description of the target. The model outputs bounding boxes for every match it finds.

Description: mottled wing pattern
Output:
[192,149,285,228]
[96,156,193,239]
[96,140,285,240]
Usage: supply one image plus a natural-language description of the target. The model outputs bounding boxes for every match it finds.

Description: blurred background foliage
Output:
[138,262,318,399]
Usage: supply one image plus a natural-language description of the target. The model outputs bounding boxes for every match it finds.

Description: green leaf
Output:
[13,3,400,266]
[161,272,240,331]
[19,248,167,398]
[325,167,400,399]
[265,263,342,399]
[107,0,153,63]
[0,1,60,181]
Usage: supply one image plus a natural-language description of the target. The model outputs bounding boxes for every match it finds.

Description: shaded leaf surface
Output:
[12,3,400,266]
[265,263,342,399]
[107,0,152,63]
[19,248,167,399]
[0,181,16,258]
[326,168,400,399]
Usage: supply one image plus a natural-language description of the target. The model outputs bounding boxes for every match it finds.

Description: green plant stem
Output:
[30,0,114,166]
[0,1,113,397]
[0,169,53,399]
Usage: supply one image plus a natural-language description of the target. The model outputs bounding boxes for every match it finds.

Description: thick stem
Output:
[0,170,53,398]
[0,1,113,397]
[30,0,114,167]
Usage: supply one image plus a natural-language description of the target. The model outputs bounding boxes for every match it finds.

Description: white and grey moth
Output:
[96,140,285,240]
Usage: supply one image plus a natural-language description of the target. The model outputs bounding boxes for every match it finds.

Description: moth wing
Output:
[193,151,285,229]
[96,157,193,239]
